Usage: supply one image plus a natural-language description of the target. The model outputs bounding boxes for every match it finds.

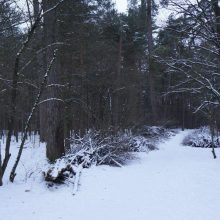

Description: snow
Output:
[1,130,220,220]
[183,126,220,148]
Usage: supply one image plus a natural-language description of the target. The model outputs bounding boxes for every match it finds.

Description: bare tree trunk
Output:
[43,0,65,162]
[114,32,123,127]
[146,0,157,123]
[182,93,185,131]
[33,0,47,143]
[0,142,2,186]
[210,110,217,159]
[212,0,220,38]
[33,0,40,19]
[210,125,217,159]
[211,1,219,159]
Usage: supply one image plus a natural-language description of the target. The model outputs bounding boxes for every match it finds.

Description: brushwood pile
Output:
[44,126,175,186]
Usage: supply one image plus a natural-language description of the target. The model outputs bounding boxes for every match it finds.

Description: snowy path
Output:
[1,130,220,220]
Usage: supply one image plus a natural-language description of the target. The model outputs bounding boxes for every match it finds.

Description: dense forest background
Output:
[0,0,220,165]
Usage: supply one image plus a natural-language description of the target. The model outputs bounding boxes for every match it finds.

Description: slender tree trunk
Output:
[1,57,19,179]
[0,14,42,183]
[146,0,157,123]
[114,32,123,127]
[9,51,57,182]
[39,43,47,143]
[210,124,217,159]
[32,0,47,142]
[212,0,220,37]
[79,40,85,132]
[0,142,2,186]
[212,0,220,78]
[33,0,40,19]
[210,110,217,159]
[182,93,185,131]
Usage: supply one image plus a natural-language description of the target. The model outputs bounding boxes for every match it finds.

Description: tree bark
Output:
[32,0,47,142]
[33,0,40,20]
[43,0,65,162]
[114,32,123,127]
[212,0,220,35]
[146,0,157,123]
[0,142,2,186]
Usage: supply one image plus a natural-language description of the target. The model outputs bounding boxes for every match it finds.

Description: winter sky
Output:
[17,0,127,12]
[114,0,127,12]
[17,0,170,27]
[114,0,170,27]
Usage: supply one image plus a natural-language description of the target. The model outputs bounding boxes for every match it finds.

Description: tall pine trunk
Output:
[146,0,157,123]
[114,32,123,127]
[43,0,65,161]
[32,0,47,142]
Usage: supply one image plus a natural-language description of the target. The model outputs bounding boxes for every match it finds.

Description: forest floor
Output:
[0,130,220,220]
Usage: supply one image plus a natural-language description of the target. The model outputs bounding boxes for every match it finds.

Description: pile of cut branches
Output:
[44,127,174,188]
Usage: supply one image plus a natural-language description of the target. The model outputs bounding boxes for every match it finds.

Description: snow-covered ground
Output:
[1,130,220,220]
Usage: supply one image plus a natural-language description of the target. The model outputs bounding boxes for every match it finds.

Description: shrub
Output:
[182,127,220,148]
